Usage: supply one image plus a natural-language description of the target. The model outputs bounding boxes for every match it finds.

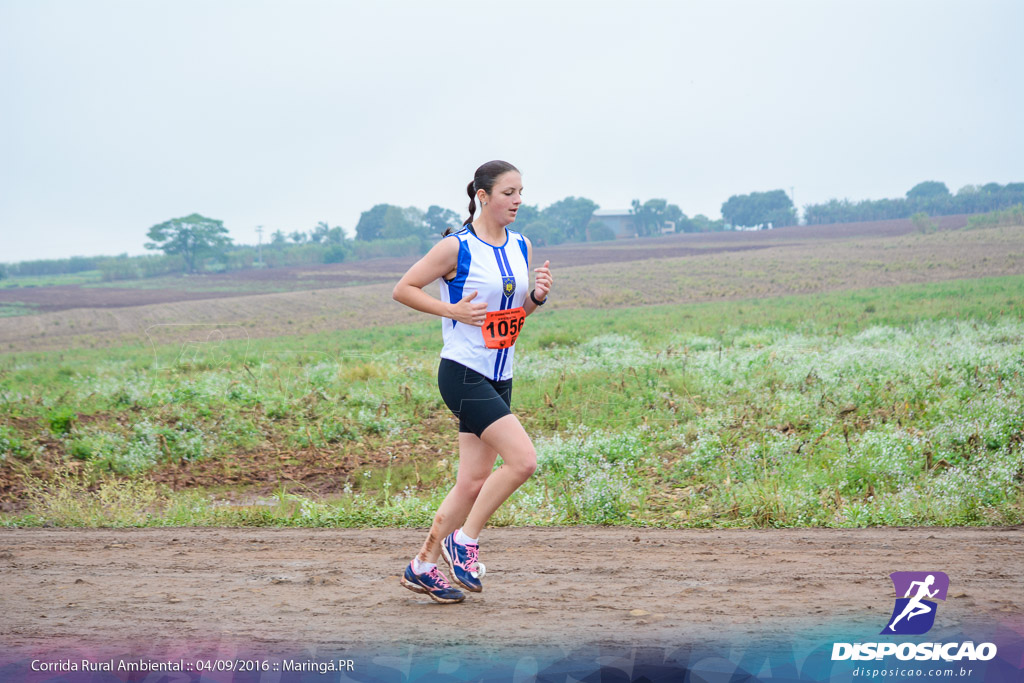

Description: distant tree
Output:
[629,199,644,235]
[629,199,657,236]
[588,221,615,241]
[145,213,234,274]
[803,197,909,224]
[904,181,952,215]
[392,207,427,240]
[98,253,140,281]
[310,221,330,244]
[289,231,307,244]
[1001,184,1024,213]
[543,197,599,242]
[644,199,669,234]
[0,263,7,280]
[631,198,683,236]
[270,230,287,247]
[911,211,938,234]
[513,205,541,228]
[675,213,697,233]
[955,185,986,214]
[906,181,950,201]
[323,244,350,263]
[325,226,347,244]
[721,190,796,228]
[356,204,428,241]
[308,222,347,244]
[522,220,563,247]
[355,204,389,241]
[424,205,461,236]
[690,214,725,232]
[804,179,1024,226]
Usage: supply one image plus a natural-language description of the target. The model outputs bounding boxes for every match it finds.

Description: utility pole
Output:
[255,225,264,266]
[790,186,798,225]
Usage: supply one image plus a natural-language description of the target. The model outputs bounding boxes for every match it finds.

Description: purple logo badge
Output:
[882,571,949,635]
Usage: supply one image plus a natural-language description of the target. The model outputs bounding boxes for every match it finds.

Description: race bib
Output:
[482,307,526,349]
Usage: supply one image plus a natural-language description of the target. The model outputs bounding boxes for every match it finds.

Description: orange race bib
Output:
[482,307,526,349]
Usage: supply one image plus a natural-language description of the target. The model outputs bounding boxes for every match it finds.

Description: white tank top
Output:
[438,225,530,381]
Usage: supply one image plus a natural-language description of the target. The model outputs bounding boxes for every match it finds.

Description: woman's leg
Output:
[415,431,499,564]
[461,414,537,538]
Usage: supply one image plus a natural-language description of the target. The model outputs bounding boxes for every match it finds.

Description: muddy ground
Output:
[1,526,1021,660]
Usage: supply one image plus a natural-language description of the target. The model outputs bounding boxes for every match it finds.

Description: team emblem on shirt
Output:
[502,276,516,298]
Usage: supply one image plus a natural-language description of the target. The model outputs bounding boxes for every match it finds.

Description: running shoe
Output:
[400,563,465,604]
[441,530,483,592]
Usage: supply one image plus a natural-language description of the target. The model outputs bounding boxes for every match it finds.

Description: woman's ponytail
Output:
[463,180,477,226]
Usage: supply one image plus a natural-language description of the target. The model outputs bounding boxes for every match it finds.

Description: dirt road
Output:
[2,526,1021,659]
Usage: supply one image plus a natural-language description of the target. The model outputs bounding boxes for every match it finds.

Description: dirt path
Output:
[2,526,1021,660]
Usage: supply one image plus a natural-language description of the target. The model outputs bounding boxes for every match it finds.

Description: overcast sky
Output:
[2,0,1021,263]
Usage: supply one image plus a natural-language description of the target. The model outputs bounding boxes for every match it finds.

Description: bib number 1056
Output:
[482,307,526,349]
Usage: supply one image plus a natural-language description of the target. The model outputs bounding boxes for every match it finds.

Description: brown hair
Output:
[443,160,520,237]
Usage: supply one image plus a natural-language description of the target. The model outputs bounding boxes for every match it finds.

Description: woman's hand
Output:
[447,290,488,326]
[533,260,552,301]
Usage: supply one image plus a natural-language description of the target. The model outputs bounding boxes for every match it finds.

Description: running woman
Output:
[887,574,939,632]
[392,160,553,603]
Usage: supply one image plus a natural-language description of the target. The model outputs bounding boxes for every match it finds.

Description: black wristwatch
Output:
[530,289,546,306]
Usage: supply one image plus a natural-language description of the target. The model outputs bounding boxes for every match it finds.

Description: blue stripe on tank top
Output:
[500,246,513,273]
[447,236,472,329]
[501,247,518,311]
[497,343,509,378]
[495,244,520,379]
[486,246,505,380]
[493,247,513,312]
[500,248,514,295]
[493,346,506,380]
[493,246,507,276]
[518,235,528,269]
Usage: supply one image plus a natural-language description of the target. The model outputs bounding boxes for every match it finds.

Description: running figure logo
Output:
[882,571,949,635]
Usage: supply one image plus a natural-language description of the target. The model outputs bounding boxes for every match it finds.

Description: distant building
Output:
[588,210,637,239]
[588,209,676,238]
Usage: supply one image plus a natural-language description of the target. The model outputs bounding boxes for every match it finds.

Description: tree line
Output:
[0,194,733,280]
[803,181,1024,225]
[708,180,1024,229]
[3,178,1020,279]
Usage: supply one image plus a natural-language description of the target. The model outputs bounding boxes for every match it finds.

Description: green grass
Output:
[82,276,294,293]
[2,274,1023,528]
[966,204,1024,230]
[0,270,104,288]
[0,302,40,317]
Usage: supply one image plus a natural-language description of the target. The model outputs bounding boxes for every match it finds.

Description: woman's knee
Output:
[509,448,537,481]
[453,473,487,499]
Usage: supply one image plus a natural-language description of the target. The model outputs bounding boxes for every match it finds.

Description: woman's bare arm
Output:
[392,237,487,326]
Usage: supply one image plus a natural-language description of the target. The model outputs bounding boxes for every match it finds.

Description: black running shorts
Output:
[437,358,513,437]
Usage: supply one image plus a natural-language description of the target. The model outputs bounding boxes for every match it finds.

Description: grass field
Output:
[2,219,1022,353]
[2,266,1022,528]
[0,270,105,289]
